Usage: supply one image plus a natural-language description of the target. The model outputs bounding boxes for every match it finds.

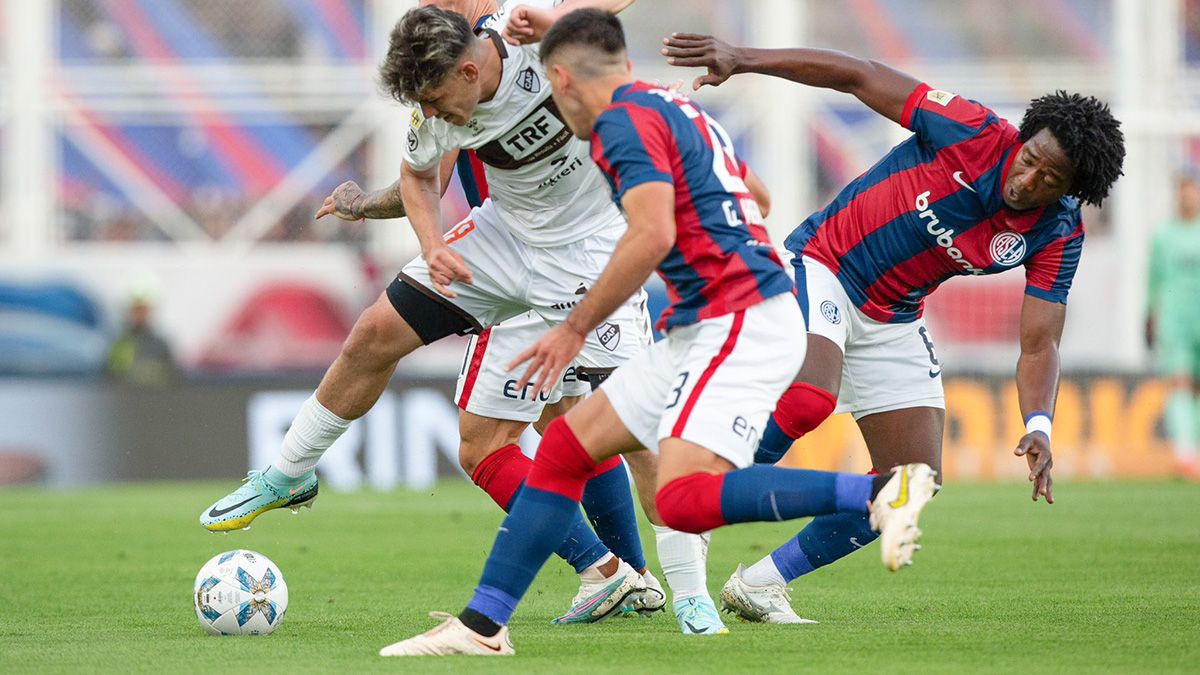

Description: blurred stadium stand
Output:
[0,0,1193,484]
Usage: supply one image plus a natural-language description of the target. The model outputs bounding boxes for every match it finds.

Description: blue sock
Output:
[719,466,872,524]
[508,483,607,575]
[580,461,646,571]
[754,416,795,464]
[468,487,580,625]
[769,512,878,581]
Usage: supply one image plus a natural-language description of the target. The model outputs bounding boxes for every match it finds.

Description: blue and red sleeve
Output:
[900,82,999,151]
[1024,221,1085,304]
[591,104,674,200]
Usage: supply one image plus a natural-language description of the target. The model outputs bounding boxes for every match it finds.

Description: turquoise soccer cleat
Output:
[552,569,648,625]
[674,597,730,635]
[200,468,318,532]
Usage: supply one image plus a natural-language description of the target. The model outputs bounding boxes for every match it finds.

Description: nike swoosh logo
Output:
[952,171,976,193]
[288,487,304,495]
[928,368,942,378]
[207,496,259,518]
[472,637,503,652]
[683,620,709,634]
[888,469,911,509]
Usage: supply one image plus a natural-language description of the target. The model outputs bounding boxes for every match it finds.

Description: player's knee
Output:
[341,304,407,367]
[654,473,726,534]
[773,382,837,439]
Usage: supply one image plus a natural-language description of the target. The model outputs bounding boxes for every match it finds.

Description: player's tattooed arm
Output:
[316,151,460,221]
[1014,295,1066,505]
[660,34,920,124]
[510,182,674,395]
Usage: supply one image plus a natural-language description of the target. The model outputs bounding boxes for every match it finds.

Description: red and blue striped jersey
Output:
[785,83,1084,324]
[591,82,793,330]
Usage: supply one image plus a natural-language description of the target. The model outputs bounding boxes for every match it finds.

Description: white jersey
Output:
[403,0,624,247]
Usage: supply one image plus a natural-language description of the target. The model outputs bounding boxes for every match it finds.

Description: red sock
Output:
[772,382,836,439]
[527,418,598,501]
[655,472,727,533]
[470,444,530,510]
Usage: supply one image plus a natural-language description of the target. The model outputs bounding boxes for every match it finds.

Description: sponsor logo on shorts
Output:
[819,300,841,325]
[516,66,541,93]
[989,231,1027,267]
[550,284,588,311]
[597,322,621,351]
[407,128,418,152]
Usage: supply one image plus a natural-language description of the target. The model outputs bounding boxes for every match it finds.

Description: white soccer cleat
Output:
[720,564,817,625]
[868,463,939,572]
[378,612,514,657]
[555,567,649,624]
[635,570,667,616]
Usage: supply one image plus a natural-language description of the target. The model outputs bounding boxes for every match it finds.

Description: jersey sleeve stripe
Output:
[900,83,932,129]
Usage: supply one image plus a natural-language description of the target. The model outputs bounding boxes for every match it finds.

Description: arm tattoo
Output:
[361,178,406,219]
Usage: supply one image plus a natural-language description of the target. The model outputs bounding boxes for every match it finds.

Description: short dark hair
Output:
[379,6,474,105]
[1018,91,1125,206]
[539,8,626,65]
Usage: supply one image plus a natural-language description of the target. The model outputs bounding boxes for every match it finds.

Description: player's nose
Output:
[421,103,438,119]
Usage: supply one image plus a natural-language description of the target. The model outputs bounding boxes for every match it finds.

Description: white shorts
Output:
[787,252,946,419]
[455,309,648,422]
[604,294,806,469]
[404,200,652,423]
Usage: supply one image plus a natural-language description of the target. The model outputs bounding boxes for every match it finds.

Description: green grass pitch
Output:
[1,480,1197,673]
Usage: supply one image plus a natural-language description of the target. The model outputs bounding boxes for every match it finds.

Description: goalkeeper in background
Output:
[1146,174,1200,481]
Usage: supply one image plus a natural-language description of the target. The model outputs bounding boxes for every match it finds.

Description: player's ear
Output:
[548,63,571,92]
[460,60,479,84]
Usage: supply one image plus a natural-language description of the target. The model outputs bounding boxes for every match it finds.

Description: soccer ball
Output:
[193,549,288,635]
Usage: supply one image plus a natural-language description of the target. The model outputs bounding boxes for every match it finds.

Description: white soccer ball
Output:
[193,549,289,636]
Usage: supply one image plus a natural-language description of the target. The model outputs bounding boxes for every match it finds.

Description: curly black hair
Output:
[1017,91,1125,206]
[379,6,474,105]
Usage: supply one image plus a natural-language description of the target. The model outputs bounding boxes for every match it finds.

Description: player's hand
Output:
[315,181,365,221]
[509,322,586,398]
[1014,432,1054,504]
[502,5,554,45]
[661,33,740,90]
[424,244,473,298]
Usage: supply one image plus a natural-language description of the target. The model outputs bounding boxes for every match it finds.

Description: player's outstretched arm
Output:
[510,181,675,395]
[661,33,920,124]
[503,0,636,45]
[1014,295,1066,504]
[314,152,460,221]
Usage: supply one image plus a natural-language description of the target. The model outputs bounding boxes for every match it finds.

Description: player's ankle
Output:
[263,465,311,488]
[458,608,502,637]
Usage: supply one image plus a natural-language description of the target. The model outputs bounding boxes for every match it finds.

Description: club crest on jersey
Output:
[819,300,842,325]
[926,90,957,107]
[596,322,621,351]
[409,109,424,130]
[517,67,540,93]
[989,231,1027,266]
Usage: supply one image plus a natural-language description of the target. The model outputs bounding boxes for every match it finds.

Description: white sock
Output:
[653,525,711,603]
[579,552,616,582]
[274,394,352,477]
[741,555,788,588]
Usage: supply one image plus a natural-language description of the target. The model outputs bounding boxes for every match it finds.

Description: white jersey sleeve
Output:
[403,109,449,173]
